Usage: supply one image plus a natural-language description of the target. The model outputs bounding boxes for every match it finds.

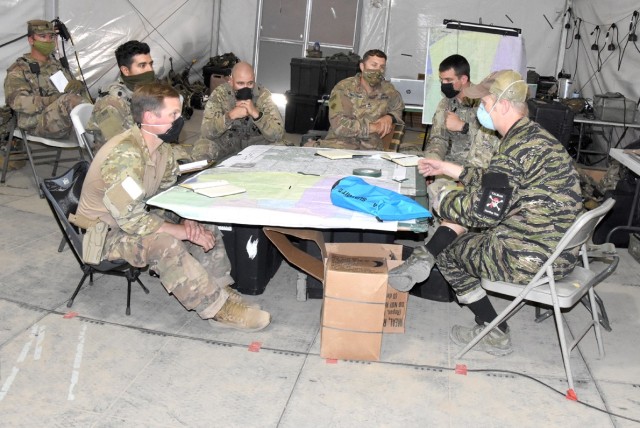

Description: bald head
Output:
[230,62,255,90]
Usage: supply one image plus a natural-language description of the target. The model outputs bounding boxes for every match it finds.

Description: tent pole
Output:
[554,0,573,78]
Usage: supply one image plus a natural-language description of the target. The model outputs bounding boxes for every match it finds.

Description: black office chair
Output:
[41,161,149,315]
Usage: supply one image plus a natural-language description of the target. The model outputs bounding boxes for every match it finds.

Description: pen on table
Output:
[288,185,292,189]
[297,171,320,176]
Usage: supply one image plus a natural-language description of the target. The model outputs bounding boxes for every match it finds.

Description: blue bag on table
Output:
[330,176,432,221]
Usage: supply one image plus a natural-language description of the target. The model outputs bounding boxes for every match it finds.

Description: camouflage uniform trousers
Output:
[436,232,577,304]
[103,223,233,319]
[32,93,85,139]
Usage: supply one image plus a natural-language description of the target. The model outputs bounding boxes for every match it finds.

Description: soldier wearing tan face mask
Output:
[4,19,90,139]
[307,49,405,151]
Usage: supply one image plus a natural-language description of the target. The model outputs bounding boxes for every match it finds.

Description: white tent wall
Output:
[1,0,220,102]
[360,0,568,82]
[561,0,640,148]
[217,0,258,68]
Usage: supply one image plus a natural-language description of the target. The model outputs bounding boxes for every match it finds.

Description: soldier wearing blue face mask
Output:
[390,70,582,357]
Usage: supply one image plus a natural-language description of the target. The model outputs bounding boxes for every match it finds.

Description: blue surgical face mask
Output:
[477,79,526,131]
[477,103,496,130]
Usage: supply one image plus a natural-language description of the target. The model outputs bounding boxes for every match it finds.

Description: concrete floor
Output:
[1,110,640,427]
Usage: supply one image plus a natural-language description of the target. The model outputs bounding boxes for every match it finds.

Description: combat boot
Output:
[450,323,513,356]
[387,245,434,291]
[225,285,260,309]
[210,299,271,331]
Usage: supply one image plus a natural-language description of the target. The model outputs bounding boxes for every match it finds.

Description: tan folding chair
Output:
[454,199,619,400]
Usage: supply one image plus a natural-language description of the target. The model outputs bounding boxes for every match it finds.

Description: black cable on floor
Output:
[3,297,639,424]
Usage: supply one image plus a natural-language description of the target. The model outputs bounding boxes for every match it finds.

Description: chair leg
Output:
[126,278,132,316]
[21,134,43,198]
[58,236,67,252]
[51,148,62,177]
[580,292,612,332]
[548,280,577,396]
[67,272,90,307]
[136,277,150,294]
[588,288,605,357]
[534,305,553,323]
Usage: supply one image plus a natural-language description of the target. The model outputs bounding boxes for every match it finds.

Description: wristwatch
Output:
[461,122,469,134]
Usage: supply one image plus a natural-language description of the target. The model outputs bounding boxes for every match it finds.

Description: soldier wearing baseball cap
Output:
[4,19,90,139]
[390,69,582,356]
[463,70,528,103]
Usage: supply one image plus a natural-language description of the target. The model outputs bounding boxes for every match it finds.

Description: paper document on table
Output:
[180,180,245,197]
[381,153,421,167]
[178,159,213,174]
[50,70,69,93]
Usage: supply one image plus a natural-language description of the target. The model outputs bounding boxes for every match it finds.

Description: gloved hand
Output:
[64,79,85,95]
[427,178,459,214]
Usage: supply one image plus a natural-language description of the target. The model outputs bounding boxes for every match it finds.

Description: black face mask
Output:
[235,87,253,100]
[440,82,460,99]
[155,116,185,143]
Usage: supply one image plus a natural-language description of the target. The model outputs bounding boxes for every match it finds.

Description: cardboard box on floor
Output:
[264,227,408,361]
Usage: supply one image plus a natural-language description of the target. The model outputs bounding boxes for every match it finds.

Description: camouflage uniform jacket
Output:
[4,54,77,131]
[439,117,582,261]
[86,77,134,147]
[200,82,285,144]
[425,95,498,167]
[76,126,179,235]
[325,74,404,148]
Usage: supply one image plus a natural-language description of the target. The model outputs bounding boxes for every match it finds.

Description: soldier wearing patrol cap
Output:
[389,70,582,356]
[4,19,90,138]
[191,61,286,163]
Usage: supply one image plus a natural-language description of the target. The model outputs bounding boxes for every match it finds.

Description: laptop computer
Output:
[389,78,425,106]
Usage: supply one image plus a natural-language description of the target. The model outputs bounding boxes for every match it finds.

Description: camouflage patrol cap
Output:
[27,20,56,36]
[463,70,528,103]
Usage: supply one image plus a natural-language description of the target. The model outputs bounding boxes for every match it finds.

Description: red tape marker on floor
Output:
[248,341,262,352]
[455,364,468,375]
[63,311,78,319]
[326,358,338,364]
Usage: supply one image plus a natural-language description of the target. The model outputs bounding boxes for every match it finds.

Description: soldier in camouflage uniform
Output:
[73,83,271,331]
[311,49,404,150]
[191,62,286,162]
[4,20,90,139]
[425,55,499,168]
[390,71,582,355]
[85,41,156,151]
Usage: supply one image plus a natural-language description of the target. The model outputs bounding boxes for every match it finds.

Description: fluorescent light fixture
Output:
[443,19,521,37]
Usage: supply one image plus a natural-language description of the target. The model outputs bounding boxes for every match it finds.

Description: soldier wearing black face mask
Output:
[424,54,499,169]
[192,62,286,162]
